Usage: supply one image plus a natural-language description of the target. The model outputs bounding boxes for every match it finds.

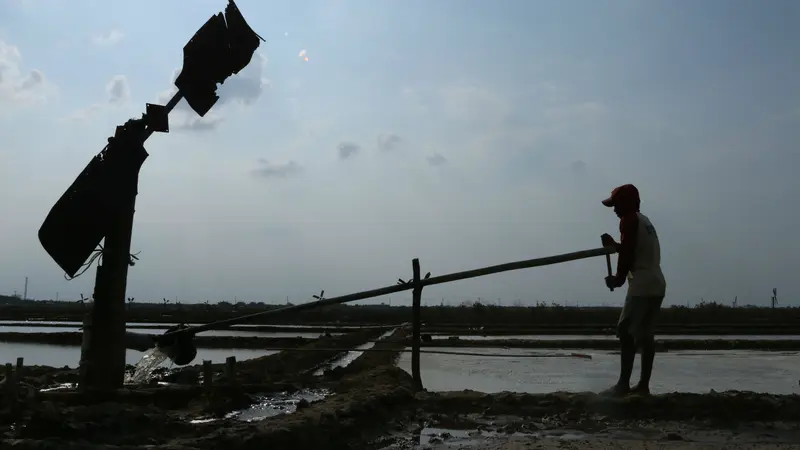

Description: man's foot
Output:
[600,383,630,397]
[630,384,651,396]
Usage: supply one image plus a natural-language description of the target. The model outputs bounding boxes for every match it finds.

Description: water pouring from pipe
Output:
[124,324,198,384]
[126,323,198,374]
[152,324,198,366]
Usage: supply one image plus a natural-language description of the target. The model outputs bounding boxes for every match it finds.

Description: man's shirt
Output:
[617,212,667,297]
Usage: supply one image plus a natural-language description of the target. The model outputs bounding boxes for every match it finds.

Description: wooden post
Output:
[83,125,148,390]
[4,363,14,396]
[202,360,213,387]
[411,258,423,390]
[15,357,23,383]
[86,209,138,390]
[224,356,237,385]
[78,313,92,390]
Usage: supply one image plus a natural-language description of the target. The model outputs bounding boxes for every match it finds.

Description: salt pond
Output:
[4,334,800,396]
[397,347,800,395]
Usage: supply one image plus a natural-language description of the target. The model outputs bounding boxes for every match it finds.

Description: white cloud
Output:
[0,40,52,107]
[409,82,614,172]
[64,103,103,121]
[92,30,124,47]
[171,113,225,132]
[403,83,539,167]
[106,75,130,104]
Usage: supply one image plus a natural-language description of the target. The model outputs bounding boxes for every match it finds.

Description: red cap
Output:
[602,184,640,207]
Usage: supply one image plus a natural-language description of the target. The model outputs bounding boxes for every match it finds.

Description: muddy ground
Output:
[2,327,800,450]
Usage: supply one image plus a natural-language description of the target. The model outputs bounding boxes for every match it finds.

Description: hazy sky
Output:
[1,0,798,307]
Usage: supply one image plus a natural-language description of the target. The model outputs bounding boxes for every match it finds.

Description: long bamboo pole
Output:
[166,246,615,338]
[229,347,593,359]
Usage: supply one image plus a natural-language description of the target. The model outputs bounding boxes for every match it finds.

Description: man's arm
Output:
[613,213,639,287]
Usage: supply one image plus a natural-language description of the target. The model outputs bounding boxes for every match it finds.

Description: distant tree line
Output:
[1,295,799,326]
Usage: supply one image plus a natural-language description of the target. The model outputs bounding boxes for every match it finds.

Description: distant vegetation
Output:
[1,295,797,328]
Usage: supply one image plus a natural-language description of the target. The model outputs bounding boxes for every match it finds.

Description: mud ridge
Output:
[318,327,409,381]
[417,390,800,422]
[161,328,389,385]
[1,331,420,449]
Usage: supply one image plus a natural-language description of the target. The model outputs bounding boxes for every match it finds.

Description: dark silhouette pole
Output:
[37,0,263,389]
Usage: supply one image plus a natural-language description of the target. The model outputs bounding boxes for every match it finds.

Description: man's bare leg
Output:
[632,336,655,395]
[604,332,635,396]
[617,334,636,390]
[632,297,662,395]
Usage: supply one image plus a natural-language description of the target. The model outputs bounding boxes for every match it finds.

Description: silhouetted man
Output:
[600,184,666,396]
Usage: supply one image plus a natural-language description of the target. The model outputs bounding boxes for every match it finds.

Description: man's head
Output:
[602,184,641,217]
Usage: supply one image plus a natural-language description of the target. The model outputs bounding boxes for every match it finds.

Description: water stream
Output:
[228,389,330,422]
[126,347,169,384]
[312,341,376,376]
[313,328,398,376]
[189,388,331,424]
[39,383,76,392]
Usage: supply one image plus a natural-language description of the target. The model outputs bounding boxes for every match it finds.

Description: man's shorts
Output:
[617,296,664,341]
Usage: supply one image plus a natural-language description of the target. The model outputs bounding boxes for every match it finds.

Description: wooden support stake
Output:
[15,357,23,383]
[225,356,237,385]
[84,127,148,390]
[202,360,213,387]
[4,363,14,395]
[78,314,92,391]
[86,208,138,390]
[411,258,423,390]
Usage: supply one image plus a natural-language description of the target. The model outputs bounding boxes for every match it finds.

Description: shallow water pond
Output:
[397,347,800,395]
